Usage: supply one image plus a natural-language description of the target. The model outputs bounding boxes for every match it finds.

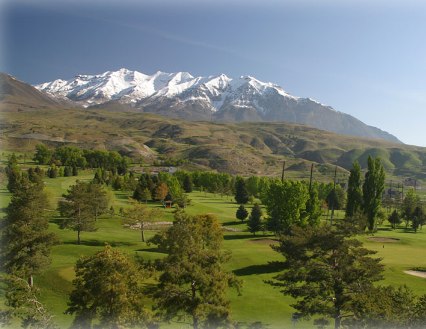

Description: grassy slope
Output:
[2,106,426,182]
[1,166,425,329]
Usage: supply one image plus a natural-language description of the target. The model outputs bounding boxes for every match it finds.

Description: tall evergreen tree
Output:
[1,176,57,283]
[362,157,385,232]
[183,174,193,193]
[235,177,249,204]
[153,211,241,329]
[346,161,363,218]
[247,203,262,235]
[269,223,384,329]
[236,204,248,222]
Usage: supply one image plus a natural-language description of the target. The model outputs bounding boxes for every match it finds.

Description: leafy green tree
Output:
[122,202,162,242]
[326,185,346,211]
[346,161,363,218]
[153,211,241,329]
[58,181,97,245]
[305,186,322,226]
[236,205,249,222]
[88,183,109,221]
[412,206,425,232]
[262,180,309,234]
[154,182,169,202]
[235,177,249,204]
[362,156,385,231]
[401,188,420,228]
[388,209,401,229]
[66,245,154,329]
[247,204,262,236]
[269,223,384,329]
[33,144,52,165]
[1,177,57,284]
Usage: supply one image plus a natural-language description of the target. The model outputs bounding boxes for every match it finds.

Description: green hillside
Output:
[1,104,426,184]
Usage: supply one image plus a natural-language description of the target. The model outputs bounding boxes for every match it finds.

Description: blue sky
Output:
[2,0,426,146]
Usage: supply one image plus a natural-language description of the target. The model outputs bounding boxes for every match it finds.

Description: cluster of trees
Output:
[65,211,241,329]
[93,168,138,191]
[345,157,385,231]
[33,144,130,174]
[388,189,425,232]
[133,172,188,207]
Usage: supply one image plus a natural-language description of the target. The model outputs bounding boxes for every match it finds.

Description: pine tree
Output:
[153,211,241,329]
[183,174,193,193]
[66,245,154,329]
[1,176,57,282]
[247,203,262,235]
[235,177,249,204]
[236,204,248,222]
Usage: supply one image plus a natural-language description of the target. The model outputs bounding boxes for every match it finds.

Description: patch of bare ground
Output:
[367,237,400,243]
[404,270,426,278]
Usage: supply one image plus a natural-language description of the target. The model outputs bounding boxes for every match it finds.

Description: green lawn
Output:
[1,172,425,329]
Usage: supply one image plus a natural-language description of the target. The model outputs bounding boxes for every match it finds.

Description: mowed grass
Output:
[1,172,426,329]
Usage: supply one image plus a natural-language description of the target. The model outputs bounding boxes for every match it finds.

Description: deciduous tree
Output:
[346,161,363,218]
[58,181,97,245]
[362,156,385,231]
[262,180,308,234]
[122,202,162,242]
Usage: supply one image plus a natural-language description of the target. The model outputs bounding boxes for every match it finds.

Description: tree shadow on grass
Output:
[62,240,136,247]
[235,321,271,329]
[224,233,271,240]
[223,220,244,226]
[136,247,166,254]
[233,261,284,276]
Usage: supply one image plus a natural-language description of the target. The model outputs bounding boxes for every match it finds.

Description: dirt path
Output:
[404,270,426,278]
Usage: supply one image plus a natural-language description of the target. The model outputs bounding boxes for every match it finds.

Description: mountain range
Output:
[34,68,400,143]
[1,72,425,180]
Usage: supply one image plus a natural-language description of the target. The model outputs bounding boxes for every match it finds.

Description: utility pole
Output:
[330,166,337,225]
[281,160,286,183]
[309,163,314,193]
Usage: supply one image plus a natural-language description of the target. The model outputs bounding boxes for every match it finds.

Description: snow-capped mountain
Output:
[35,68,400,143]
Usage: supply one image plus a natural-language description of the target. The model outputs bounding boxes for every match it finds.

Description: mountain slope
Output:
[35,69,400,143]
[0,73,67,110]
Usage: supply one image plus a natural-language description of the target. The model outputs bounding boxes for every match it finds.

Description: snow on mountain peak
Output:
[35,68,304,110]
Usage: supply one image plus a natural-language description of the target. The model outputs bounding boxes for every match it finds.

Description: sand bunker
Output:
[404,270,426,278]
[367,237,400,243]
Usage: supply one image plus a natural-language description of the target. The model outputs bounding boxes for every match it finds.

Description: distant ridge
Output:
[16,69,401,143]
